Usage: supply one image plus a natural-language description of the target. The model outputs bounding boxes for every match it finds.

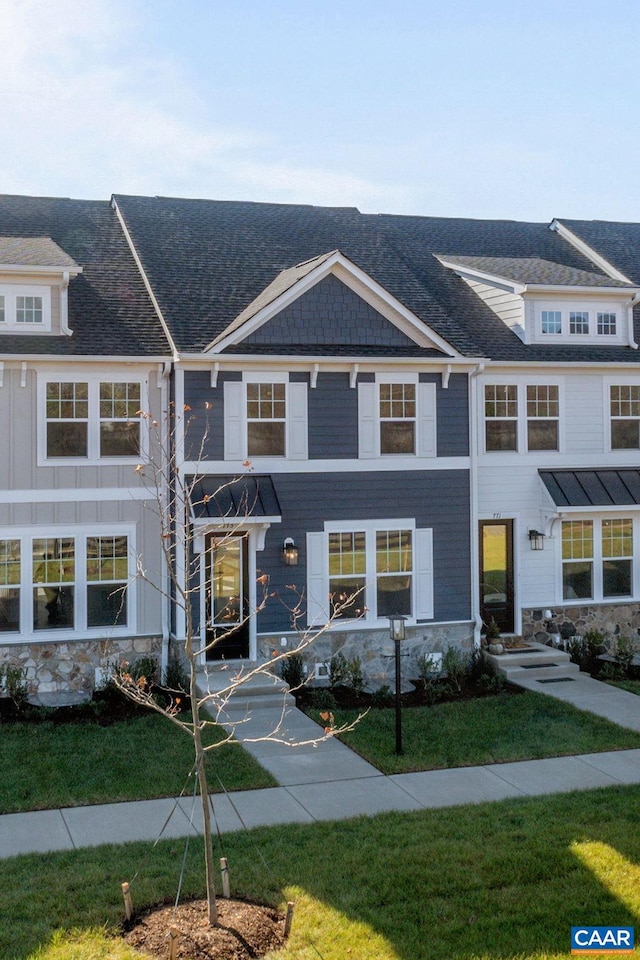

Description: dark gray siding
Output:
[420,372,469,457]
[308,372,358,458]
[183,370,239,461]
[254,469,471,631]
[244,274,417,347]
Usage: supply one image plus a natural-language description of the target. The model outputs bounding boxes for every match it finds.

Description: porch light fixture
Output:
[528,529,545,551]
[282,537,299,566]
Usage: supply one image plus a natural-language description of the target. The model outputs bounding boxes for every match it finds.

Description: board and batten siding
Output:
[248,469,471,633]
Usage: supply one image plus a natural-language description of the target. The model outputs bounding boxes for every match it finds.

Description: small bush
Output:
[128,655,159,688]
[329,653,348,689]
[330,653,364,695]
[280,653,305,689]
[371,684,394,707]
[442,646,470,693]
[614,635,637,676]
[310,688,337,711]
[345,655,364,696]
[416,651,442,682]
[165,652,189,693]
[0,663,29,709]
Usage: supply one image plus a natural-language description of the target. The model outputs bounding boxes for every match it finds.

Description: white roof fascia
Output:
[0,264,83,277]
[550,220,632,284]
[522,283,638,297]
[209,250,463,358]
[436,256,525,295]
[111,196,179,363]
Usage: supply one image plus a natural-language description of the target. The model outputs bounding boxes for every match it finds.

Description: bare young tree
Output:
[114,406,362,926]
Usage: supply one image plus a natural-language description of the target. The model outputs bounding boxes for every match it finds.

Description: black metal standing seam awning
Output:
[188,475,282,520]
[539,469,640,508]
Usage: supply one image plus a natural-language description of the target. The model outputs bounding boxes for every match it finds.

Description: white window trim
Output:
[558,514,637,605]
[306,518,434,629]
[37,372,149,466]
[533,299,626,346]
[0,284,51,331]
[358,373,437,459]
[604,378,640,454]
[223,373,308,461]
[0,523,136,644]
[480,377,564,455]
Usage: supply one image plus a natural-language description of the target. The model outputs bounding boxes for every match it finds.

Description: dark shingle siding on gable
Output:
[0,195,169,357]
[244,274,417,348]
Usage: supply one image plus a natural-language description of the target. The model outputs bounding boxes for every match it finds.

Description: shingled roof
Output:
[114,195,640,364]
[557,219,640,286]
[0,195,170,357]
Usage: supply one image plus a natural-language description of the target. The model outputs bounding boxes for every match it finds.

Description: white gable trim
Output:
[208,250,462,358]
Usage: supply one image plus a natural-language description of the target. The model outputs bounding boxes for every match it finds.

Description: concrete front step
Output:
[195,663,295,716]
[484,641,581,687]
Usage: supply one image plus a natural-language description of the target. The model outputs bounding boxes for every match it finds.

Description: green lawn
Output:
[3,785,640,959]
[330,689,640,774]
[0,713,276,814]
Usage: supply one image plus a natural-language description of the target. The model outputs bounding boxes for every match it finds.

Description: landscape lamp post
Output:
[389,615,406,755]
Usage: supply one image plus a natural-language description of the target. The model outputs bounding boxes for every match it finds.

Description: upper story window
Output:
[610,384,640,449]
[483,382,561,454]
[40,378,143,463]
[358,376,436,459]
[534,300,624,345]
[569,311,589,335]
[598,312,617,335]
[223,375,308,461]
[0,285,51,331]
[541,311,562,335]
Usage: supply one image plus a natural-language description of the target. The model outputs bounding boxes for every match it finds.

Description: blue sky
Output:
[2,0,640,221]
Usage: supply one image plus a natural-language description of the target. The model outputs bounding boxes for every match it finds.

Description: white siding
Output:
[564,374,605,456]
[464,278,525,337]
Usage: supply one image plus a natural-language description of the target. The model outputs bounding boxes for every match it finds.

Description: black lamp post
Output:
[389,615,406,755]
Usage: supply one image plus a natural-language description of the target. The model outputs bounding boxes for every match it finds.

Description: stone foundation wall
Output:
[258,621,475,685]
[0,636,163,706]
[522,603,640,644]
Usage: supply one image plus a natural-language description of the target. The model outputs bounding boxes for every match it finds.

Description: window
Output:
[307,521,433,626]
[485,384,518,451]
[0,285,51,330]
[223,376,308,461]
[0,528,132,640]
[562,519,633,601]
[526,385,559,451]
[569,311,589,335]
[541,310,562,335]
[358,378,436,458]
[598,312,617,336]
[0,540,20,632]
[42,379,142,461]
[246,382,286,457]
[379,383,416,454]
[610,385,640,449]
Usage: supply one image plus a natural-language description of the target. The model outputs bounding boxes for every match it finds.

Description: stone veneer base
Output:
[522,601,640,644]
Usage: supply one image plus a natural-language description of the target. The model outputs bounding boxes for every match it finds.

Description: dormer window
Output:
[535,301,624,344]
[569,311,589,335]
[0,286,51,331]
[541,311,561,335]
[598,312,617,335]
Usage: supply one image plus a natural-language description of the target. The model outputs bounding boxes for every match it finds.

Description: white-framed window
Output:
[483,380,562,454]
[541,310,562,335]
[39,376,145,463]
[306,519,433,626]
[358,374,436,458]
[223,374,308,461]
[0,285,51,331]
[598,312,617,336]
[562,518,633,602]
[0,525,134,640]
[569,311,589,335]
[534,301,624,344]
[610,384,640,450]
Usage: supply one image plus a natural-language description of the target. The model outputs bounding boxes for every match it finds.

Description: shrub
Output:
[442,646,470,693]
[416,651,442,682]
[329,653,348,689]
[371,684,394,708]
[0,663,29,709]
[310,688,337,711]
[330,653,364,695]
[613,635,637,676]
[165,652,189,692]
[345,655,364,696]
[280,653,305,690]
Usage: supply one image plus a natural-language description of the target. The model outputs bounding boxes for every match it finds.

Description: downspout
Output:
[159,360,172,681]
[60,272,73,336]
[469,361,485,647]
[628,294,640,350]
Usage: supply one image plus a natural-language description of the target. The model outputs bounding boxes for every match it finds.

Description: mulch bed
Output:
[123,897,284,960]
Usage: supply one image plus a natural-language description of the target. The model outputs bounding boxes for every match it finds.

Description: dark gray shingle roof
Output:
[438,255,634,289]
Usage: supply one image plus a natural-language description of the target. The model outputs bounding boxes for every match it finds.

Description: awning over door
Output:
[188,475,281,522]
[539,469,640,508]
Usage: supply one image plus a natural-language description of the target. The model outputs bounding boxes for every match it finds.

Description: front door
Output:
[479,520,514,634]
[205,533,250,660]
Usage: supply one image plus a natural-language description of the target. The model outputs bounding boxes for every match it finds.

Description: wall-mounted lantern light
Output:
[528,529,545,551]
[283,537,299,566]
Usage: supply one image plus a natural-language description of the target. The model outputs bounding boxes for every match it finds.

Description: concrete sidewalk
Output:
[4,669,640,860]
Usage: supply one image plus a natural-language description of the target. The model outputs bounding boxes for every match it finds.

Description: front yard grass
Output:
[3,784,640,959]
[0,712,276,814]
[331,688,640,774]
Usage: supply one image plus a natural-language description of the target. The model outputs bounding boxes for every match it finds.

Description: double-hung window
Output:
[358,376,436,458]
[307,521,433,626]
[485,384,518,451]
[0,527,133,639]
[0,285,51,331]
[223,374,308,460]
[484,382,560,453]
[562,518,633,601]
[526,385,559,451]
[42,378,143,462]
[610,385,640,450]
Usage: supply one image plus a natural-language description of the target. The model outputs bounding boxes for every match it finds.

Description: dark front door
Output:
[205,533,250,660]
[479,520,514,634]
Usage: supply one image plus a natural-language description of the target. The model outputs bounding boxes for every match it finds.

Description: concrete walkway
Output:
[4,671,640,860]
